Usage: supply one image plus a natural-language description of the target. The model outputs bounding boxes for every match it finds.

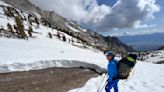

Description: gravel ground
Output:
[0,67,99,92]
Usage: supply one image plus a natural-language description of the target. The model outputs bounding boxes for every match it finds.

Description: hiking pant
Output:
[105,79,119,92]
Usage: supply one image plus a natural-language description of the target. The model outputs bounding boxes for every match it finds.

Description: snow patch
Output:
[0,60,104,73]
[144,50,164,63]
[65,23,80,32]
[69,62,164,92]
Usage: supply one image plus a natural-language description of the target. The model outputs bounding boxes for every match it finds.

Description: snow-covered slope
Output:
[0,1,164,92]
[0,1,107,73]
[144,50,164,63]
[0,35,107,72]
[69,62,164,92]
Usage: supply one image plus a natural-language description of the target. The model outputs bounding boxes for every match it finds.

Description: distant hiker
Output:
[105,51,119,92]
[62,35,66,42]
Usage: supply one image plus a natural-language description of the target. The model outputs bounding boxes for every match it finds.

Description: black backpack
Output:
[117,54,137,79]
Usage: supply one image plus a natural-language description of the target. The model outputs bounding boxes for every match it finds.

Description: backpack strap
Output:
[113,59,118,64]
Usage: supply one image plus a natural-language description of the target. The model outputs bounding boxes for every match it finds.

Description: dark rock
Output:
[155,60,164,64]
[159,46,164,50]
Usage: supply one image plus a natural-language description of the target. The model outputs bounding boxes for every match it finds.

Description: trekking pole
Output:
[97,73,107,92]
[99,79,108,92]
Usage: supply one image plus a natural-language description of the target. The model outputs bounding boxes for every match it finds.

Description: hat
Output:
[106,51,114,56]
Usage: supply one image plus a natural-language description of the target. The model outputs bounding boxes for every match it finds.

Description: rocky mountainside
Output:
[159,46,164,50]
[1,0,133,53]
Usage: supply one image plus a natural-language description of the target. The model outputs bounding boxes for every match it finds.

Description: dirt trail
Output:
[0,67,99,92]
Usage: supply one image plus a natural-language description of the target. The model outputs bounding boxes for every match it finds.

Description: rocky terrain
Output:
[159,46,164,50]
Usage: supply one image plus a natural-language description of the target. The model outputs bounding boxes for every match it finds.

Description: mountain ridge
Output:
[1,0,133,53]
[118,33,164,51]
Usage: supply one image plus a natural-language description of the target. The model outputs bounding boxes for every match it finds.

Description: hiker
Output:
[105,51,119,92]
[104,51,138,92]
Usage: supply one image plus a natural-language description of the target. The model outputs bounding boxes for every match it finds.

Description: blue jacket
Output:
[107,59,118,82]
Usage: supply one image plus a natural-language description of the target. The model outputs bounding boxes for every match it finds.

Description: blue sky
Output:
[96,0,164,50]
[29,0,164,50]
[153,0,164,26]
[97,0,164,36]
[30,0,164,36]
[97,0,117,6]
